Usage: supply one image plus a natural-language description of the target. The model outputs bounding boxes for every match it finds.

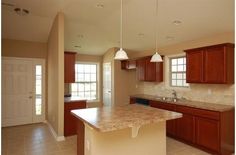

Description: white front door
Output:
[103,62,112,106]
[2,57,45,127]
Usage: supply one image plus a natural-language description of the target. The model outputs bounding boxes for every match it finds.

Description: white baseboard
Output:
[44,120,65,141]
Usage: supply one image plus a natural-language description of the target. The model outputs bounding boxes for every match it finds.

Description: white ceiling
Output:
[2,0,234,55]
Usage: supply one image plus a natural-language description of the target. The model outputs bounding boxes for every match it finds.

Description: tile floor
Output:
[2,123,210,155]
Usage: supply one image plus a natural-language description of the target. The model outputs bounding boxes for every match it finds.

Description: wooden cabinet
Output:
[150,100,176,137]
[64,52,76,83]
[130,97,136,104]
[185,43,234,84]
[64,100,86,136]
[146,97,234,155]
[195,117,220,152]
[136,56,163,82]
[121,60,136,70]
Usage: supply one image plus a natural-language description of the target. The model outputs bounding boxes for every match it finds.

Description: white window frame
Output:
[71,61,100,102]
[169,56,189,88]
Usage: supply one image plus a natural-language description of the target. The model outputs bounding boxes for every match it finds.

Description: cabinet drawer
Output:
[176,105,193,115]
[193,108,220,120]
[150,101,175,111]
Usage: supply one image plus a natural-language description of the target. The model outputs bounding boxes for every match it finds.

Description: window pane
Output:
[91,91,96,100]
[183,73,186,79]
[91,74,96,82]
[85,92,90,98]
[177,73,183,79]
[178,58,184,65]
[36,65,42,75]
[172,80,176,86]
[84,74,91,82]
[177,80,183,86]
[177,65,184,71]
[84,65,90,73]
[77,64,84,73]
[78,83,84,91]
[183,65,186,71]
[85,83,90,91]
[172,65,177,72]
[172,59,177,65]
[183,58,186,64]
[91,83,96,91]
[71,83,78,92]
[91,65,96,73]
[172,73,176,79]
[78,74,84,82]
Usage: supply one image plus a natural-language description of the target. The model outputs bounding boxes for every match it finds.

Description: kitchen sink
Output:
[155,97,178,103]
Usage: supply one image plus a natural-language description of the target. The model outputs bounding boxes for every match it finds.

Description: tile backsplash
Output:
[136,82,234,106]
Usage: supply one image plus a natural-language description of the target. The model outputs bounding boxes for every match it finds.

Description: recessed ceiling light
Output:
[96,3,104,8]
[166,36,174,40]
[74,45,81,48]
[77,34,84,38]
[14,8,29,16]
[138,33,145,37]
[173,20,182,25]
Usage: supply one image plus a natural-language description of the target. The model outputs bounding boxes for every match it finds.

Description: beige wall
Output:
[47,12,64,136]
[127,32,235,105]
[2,39,47,58]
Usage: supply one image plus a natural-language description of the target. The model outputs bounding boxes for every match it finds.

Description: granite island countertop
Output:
[71,104,182,132]
[131,94,234,112]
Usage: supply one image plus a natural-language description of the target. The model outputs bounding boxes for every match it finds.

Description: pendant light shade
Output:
[151,0,163,62]
[114,0,129,60]
[150,52,163,62]
[114,48,129,60]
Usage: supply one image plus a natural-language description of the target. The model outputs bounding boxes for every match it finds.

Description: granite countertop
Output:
[71,104,182,132]
[64,97,87,103]
[131,94,234,112]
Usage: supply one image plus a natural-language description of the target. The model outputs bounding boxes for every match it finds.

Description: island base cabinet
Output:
[77,119,85,155]
[176,114,195,144]
[195,117,220,153]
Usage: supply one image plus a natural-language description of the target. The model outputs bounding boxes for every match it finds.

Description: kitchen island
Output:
[71,104,182,155]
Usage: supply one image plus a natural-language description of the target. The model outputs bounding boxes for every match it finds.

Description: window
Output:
[170,57,189,87]
[71,63,98,100]
[35,65,42,115]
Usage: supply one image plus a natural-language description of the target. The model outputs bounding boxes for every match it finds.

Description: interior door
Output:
[2,57,45,127]
[103,62,112,106]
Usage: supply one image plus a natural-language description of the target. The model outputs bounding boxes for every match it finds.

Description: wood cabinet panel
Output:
[64,101,86,136]
[196,117,220,152]
[185,43,234,84]
[136,58,146,81]
[121,60,136,70]
[186,50,203,83]
[193,108,220,120]
[176,114,195,143]
[130,97,136,104]
[136,56,163,82]
[64,52,76,83]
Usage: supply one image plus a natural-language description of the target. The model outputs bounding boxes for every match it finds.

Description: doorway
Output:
[103,62,112,106]
[2,57,46,127]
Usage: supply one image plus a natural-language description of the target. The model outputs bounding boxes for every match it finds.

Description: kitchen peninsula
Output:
[71,104,182,155]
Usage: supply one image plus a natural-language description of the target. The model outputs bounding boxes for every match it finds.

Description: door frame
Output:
[2,57,46,125]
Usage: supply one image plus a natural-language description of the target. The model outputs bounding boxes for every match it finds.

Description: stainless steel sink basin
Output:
[155,97,178,103]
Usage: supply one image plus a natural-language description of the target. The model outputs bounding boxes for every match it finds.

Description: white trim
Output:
[44,120,65,141]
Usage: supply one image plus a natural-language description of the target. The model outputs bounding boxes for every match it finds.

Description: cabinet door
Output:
[176,114,195,143]
[204,46,226,83]
[64,101,86,136]
[136,58,146,81]
[64,52,76,83]
[186,50,204,83]
[145,57,157,81]
[195,117,220,153]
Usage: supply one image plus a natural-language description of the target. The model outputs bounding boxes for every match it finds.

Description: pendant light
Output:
[114,0,129,60]
[150,0,163,62]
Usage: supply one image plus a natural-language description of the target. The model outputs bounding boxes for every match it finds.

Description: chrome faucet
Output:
[172,90,177,99]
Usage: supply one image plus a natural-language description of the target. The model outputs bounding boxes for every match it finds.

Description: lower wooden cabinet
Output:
[176,114,195,143]
[195,117,220,152]
[148,99,234,155]
[64,100,86,136]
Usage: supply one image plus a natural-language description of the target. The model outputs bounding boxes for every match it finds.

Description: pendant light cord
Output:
[120,0,123,49]
[155,0,158,53]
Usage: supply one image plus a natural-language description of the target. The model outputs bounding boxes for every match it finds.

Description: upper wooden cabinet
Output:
[185,43,234,84]
[136,56,163,82]
[64,52,76,83]
[121,60,136,70]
